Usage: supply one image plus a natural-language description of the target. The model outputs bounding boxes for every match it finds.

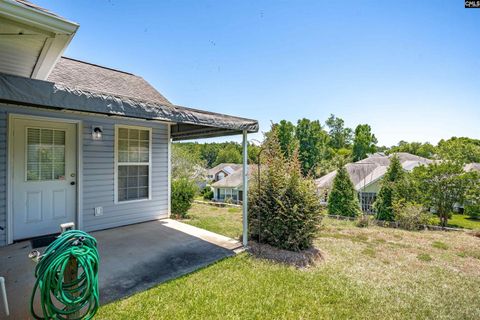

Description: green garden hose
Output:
[30,230,100,320]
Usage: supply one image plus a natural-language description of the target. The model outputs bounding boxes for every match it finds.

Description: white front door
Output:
[12,117,77,240]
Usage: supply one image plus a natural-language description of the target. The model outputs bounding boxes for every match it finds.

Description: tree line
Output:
[174,114,480,179]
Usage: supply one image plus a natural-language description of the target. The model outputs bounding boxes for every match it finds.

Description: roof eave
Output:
[1,0,78,34]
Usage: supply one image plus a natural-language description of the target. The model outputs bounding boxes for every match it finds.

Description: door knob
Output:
[70,181,76,186]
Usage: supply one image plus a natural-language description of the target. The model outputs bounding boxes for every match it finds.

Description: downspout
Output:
[242,130,248,247]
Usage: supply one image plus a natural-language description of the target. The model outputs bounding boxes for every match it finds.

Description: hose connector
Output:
[28,250,42,263]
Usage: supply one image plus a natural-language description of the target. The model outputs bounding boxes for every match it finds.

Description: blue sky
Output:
[37,0,480,146]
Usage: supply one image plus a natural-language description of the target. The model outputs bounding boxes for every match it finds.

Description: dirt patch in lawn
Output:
[247,241,324,268]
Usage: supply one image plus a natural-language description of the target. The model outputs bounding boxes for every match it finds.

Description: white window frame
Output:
[114,125,153,204]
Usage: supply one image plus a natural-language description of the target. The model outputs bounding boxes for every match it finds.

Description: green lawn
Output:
[179,203,243,239]
[98,204,480,319]
[432,214,480,230]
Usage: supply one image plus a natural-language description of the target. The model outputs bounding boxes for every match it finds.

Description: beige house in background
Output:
[211,165,257,204]
[207,163,242,182]
[315,153,433,213]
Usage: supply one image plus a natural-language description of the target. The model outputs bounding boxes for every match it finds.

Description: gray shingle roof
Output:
[212,165,258,188]
[207,163,242,177]
[315,153,433,191]
[48,57,171,105]
[0,69,259,139]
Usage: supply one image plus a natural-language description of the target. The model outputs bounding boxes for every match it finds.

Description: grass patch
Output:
[227,207,241,213]
[431,214,480,230]
[99,203,480,319]
[432,241,448,250]
[362,246,376,258]
[417,253,433,262]
[180,203,242,239]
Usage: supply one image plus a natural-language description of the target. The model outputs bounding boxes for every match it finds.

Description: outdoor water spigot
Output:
[28,250,42,263]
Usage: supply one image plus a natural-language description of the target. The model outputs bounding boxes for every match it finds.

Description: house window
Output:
[116,126,151,202]
[359,192,376,214]
[26,128,65,181]
[218,188,226,200]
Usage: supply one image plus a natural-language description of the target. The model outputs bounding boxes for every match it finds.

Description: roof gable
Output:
[48,57,171,105]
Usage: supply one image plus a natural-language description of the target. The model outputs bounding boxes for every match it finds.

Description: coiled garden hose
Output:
[30,230,100,320]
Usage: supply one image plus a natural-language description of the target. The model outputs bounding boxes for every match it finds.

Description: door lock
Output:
[70,181,76,186]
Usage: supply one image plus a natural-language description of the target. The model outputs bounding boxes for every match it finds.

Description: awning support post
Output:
[242,130,248,247]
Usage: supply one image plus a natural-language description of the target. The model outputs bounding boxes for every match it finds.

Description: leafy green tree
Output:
[171,178,198,218]
[328,166,361,217]
[248,127,322,251]
[437,137,480,164]
[352,124,378,161]
[387,141,436,159]
[200,144,220,168]
[171,144,206,181]
[213,144,242,165]
[295,118,330,176]
[464,171,480,218]
[411,162,467,227]
[325,114,353,150]
[374,155,404,221]
[273,120,297,159]
[247,142,261,165]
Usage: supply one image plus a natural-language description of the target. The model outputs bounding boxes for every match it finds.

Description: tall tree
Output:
[295,118,329,176]
[411,162,468,227]
[352,124,378,161]
[374,155,404,221]
[248,128,322,251]
[437,137,480,164]
[213,144,242,165]
[325,114,353,150]
[273,120,297,159]
[328,166,361,217]
[387,141,436,159]
[171,144,206,181]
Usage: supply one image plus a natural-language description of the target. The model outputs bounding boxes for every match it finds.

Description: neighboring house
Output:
[211,165,257,204]
[207,163,242,182]
[0,0,258,246]
[316,153,433,213]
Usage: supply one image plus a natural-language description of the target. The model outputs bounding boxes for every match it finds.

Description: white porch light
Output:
[91,126,103,140]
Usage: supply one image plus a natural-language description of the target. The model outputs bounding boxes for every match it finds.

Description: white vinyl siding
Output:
[0,103,169,246]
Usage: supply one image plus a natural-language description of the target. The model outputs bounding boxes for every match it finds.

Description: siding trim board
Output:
[0,104,169,246]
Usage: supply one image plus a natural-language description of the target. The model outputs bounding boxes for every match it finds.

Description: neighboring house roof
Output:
[48,57,171,105]
[354,160,427,191]
[464,163,480,172]
[316,153,433,192]
[207,163,242,177]
[211,165,258,188]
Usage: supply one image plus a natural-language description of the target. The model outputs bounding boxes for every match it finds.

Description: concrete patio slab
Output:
[0,219,243,319]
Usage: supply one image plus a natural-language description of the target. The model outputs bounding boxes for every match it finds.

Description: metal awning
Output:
[0,72,259,140]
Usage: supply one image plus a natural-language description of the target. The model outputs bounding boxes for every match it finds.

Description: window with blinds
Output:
[116,126,151,202]
[26,128,66,181]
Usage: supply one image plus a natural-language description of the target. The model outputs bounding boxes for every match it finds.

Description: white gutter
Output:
[0,0,78,34]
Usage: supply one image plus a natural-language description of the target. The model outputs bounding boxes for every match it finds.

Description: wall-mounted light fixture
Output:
[92,126,103,140]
